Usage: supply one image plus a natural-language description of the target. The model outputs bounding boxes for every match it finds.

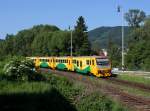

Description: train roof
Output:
[27,56,108,59]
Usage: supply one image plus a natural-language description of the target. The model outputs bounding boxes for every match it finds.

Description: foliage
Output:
[74,16,91,55]
[107,39,121,67]
[0,19,92,57]
[126,18,150,71]
[88,26,130,49]
[125,9,146,28]
[3,58,44,81]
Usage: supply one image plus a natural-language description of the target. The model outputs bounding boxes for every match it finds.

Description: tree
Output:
[126,18,150,71]
[74,16,91,55]
[125,9,146,28]
[107,36,121,67]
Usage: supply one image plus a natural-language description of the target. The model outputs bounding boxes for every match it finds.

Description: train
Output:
[27,56,112,77]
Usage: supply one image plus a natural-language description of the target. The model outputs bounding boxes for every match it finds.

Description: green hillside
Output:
[88,26,130,49]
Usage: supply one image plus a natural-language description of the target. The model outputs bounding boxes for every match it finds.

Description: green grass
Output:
[117,74,150,85]
[76,92,128,111]
[0,73,129,111]
[120,85,150,98]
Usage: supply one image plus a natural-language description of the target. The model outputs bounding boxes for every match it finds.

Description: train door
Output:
[67,57,73,71]
[35,57,40,70]
[52,57,56,69]
[90,58,97,76]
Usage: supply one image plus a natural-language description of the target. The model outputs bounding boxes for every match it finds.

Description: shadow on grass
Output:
[110,74,118,77]
[0,88,77,111]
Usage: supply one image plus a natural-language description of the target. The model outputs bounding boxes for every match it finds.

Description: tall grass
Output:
[118,74,150,85]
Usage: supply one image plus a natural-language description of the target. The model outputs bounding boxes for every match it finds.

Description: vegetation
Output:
[74,16,91,55]
[0,74,128,111]
[124,9,146,28]
[117,74,150,86]
[0,16,91,58]
[88,26,130,49]
[125,12,150,71]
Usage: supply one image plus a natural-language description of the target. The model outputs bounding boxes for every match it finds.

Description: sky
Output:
[0,0,150,39]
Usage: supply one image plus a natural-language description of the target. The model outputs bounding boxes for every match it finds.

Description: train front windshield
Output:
[96,58,110,68]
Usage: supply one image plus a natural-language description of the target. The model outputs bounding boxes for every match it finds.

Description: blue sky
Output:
[0,0,149,39]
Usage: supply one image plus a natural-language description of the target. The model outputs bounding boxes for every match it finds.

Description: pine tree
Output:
[74,16,91,55]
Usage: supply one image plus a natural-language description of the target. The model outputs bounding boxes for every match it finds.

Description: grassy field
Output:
[117,74,150,85]
[0,73,129,111]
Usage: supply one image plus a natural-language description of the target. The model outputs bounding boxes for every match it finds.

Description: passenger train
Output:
[27,56,112,77]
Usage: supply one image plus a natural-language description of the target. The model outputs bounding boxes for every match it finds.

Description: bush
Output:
[3,58,44,81]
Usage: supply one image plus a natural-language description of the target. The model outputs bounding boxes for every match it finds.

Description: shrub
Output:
[3,58,44,81]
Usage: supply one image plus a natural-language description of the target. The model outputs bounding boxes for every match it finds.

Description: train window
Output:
[66,60,68,63]
[80,61,82,67]
[86,60,89,65]
[89,60,91,65]
[92,60,94,65]
[74,60,76,64]
[77,61,79,67]
[65,60,66,63]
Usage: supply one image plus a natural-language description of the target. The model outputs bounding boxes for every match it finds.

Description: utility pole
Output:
[69,26,73,57]
[117,5,124,71]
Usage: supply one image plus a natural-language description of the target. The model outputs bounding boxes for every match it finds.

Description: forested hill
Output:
[0,16,91,58]
[88,26,130,49]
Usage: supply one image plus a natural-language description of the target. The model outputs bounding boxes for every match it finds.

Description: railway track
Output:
[40,69,150,111]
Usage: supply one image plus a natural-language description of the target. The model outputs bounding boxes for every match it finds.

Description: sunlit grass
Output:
[117,74,150,85]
